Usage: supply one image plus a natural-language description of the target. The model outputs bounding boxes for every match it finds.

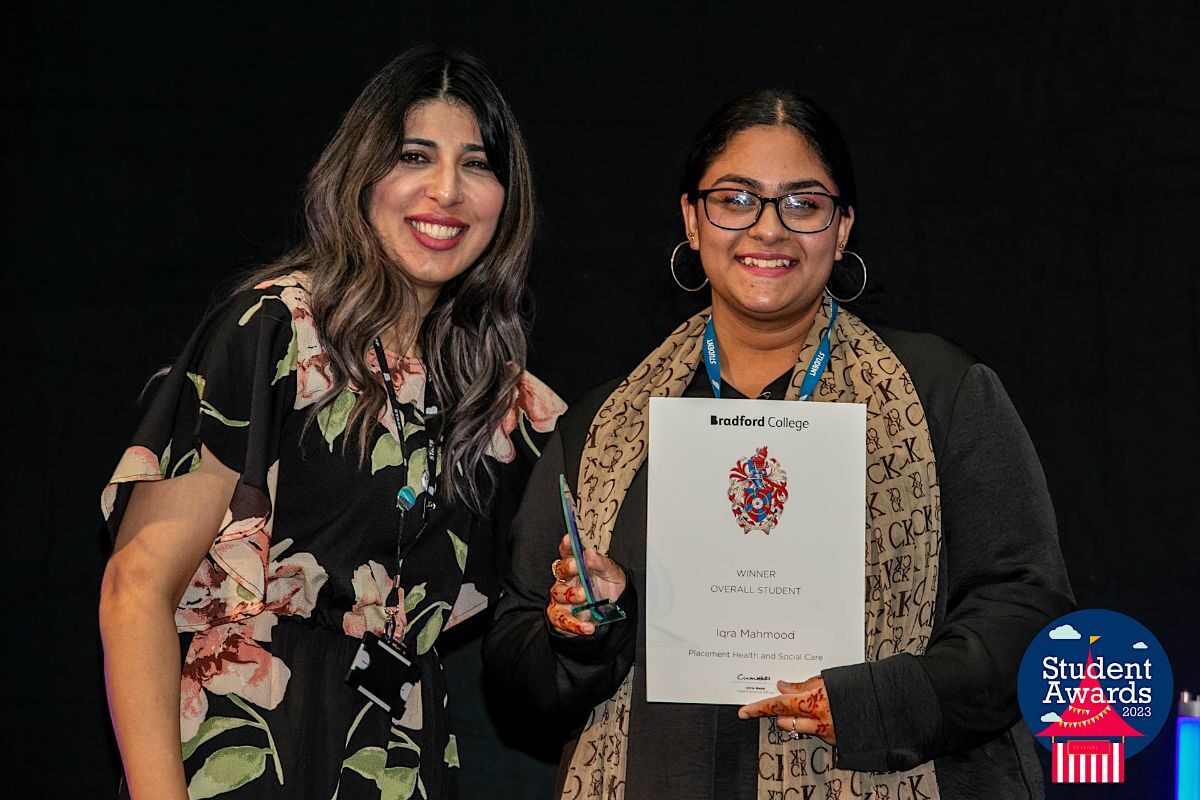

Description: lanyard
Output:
[372,338,439,533]
[702,299,839,401]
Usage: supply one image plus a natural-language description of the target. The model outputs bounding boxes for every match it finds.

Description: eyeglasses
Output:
[696,188,845,234]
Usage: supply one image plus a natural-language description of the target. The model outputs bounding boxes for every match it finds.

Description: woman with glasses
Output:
[99,46,564,799]
[485,89,1073,798]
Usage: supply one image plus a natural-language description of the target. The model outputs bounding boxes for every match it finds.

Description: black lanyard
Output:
[372,338,440,571]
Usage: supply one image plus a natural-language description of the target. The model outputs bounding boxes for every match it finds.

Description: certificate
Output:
[646,397,864,705]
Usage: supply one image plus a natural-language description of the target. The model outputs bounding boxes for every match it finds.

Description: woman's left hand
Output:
[737,676,836,745]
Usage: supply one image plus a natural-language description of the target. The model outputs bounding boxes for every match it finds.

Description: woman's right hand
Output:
[545,534,626,636]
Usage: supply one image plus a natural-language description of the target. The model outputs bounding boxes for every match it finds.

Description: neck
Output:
[379,286,437,357]
[380,317,426,359]
[709,297,823,398]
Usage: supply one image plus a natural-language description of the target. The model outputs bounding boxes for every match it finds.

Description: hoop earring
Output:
[670,240,708,292]
[825,250,867,303]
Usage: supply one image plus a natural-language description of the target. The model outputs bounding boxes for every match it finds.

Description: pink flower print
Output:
[446,582,488,630]
[343,561,405,640]
[253,273,303,290]
[179,618,289,741]
[280,286,334,409]
[178,539,326,741]
[264,539,325,619]
[488,371,567,462]
[363,350,427,443]
[101,446,162,517]
[366,349,426,404]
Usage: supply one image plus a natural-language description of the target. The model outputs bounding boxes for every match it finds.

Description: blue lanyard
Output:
[702,299,839,401]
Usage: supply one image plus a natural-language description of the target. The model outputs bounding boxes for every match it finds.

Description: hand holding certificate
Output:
[645,397,865,706]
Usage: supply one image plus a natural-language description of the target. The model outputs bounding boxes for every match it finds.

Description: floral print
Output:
[489,371,568,462]
[180,539,326,741]
[343,561,405,640]
[102,274,562,798]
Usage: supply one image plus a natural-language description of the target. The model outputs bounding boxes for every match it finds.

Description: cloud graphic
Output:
[1132,641,1148,650]
[1049,624,1081,640]
[1041,712,1062,723]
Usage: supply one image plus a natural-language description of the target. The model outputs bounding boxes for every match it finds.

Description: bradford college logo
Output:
[1018,609,1172,785]
[727,446,788,534]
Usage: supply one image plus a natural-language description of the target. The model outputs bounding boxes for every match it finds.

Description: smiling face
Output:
[681,125,854,326]
[367,99,506,311]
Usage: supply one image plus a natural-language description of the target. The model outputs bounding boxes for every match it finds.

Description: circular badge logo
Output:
[1018,609,1172,783]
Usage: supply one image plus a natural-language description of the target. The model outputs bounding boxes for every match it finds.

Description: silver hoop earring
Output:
[670,240,708,292]
[825,250,867,303]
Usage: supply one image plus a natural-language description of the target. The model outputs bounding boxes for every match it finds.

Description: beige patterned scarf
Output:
[564,298,942,799]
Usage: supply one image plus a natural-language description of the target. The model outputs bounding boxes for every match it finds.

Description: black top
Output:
[484,326,1075,799]
[103,276,563,799]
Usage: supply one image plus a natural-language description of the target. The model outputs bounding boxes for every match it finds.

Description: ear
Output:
[835,205,855,259]
[680,194,700,250]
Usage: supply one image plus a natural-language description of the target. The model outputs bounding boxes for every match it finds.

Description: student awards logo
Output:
[1018,609,1172,785]
[726,446,788,535]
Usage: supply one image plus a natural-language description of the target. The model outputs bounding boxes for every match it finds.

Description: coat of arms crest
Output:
[727,446,789,534]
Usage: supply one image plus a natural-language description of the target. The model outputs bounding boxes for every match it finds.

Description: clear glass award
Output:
[559,475,626,626]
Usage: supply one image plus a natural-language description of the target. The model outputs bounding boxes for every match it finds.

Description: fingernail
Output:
[737,710,748,719]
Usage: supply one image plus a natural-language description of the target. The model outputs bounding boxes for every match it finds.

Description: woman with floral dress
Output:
[99,45,563,800]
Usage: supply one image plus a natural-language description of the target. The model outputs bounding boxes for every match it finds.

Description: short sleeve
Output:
[101,280,303,632]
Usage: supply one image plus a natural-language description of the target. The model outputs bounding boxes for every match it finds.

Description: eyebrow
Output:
[402,137,487,154]
[710,174,830,193]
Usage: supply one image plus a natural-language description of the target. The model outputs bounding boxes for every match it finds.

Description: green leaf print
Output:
[200,400,250,428]
[173,447,200,477]
[371,434,404,474]
[415,602,451,655]
[343,747,419,798]
[273,327,299,384]
[402,583,426,613]
[187,745,270,798]
[188,371,207,399]
[446,530,467,573]
[444,734,460,768]
[181,716,257,761]
[237,295,277,326]
[317,389,356,451]
[343,746,388,781]
[159,440,172,477]
[376,766,419,800]
[406,448,428,494]
[387,727,420,754]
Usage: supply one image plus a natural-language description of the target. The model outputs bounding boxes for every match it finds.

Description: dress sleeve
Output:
[822,363,1075,771]
[483,426,640,717]
[100,285,300,632]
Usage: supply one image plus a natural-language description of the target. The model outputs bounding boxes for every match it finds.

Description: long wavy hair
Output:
[244,44,536,512]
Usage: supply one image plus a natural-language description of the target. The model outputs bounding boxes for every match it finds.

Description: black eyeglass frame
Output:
[696,188,847,234]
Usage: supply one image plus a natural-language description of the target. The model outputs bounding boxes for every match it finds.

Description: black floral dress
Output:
[102,273,565,799]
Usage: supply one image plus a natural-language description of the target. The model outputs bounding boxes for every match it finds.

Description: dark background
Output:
[4,2,1197,797]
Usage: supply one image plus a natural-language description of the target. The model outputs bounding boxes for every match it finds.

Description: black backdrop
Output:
[5,2,1198,797]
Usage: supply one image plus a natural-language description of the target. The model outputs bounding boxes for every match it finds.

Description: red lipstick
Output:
[406,213,469,251]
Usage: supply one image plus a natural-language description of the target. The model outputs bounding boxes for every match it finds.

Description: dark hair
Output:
[679,89,856,210]
[245,43,536,512]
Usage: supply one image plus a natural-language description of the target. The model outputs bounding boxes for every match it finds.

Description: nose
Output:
[749,199,788,243]
[427,161,463,206]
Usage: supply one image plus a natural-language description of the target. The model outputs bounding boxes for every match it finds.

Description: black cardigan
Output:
[484,327,1075,799]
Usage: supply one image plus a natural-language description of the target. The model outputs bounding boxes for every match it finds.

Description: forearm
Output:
[100,588,189,800]
[487,577,639,715]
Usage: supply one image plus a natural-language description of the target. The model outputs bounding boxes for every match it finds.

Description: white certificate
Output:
[646,397,865,705]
